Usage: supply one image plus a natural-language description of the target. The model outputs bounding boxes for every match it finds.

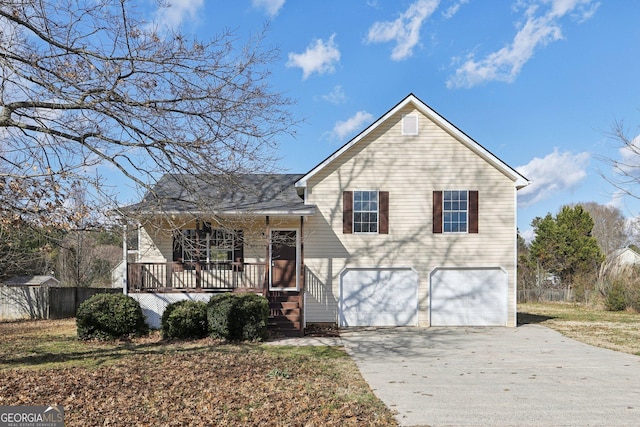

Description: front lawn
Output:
[518,302,640,356]
[0,319,397,426]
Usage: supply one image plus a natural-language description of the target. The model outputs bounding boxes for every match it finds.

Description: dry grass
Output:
[518,302,640,356]
[0,319,397,426]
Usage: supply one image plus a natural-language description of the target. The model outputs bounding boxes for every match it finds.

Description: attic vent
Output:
[402,114,418,135]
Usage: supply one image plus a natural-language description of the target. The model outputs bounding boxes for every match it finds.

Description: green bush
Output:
[207,293,269,341]
[161,300,208,340]
[76,293,148,340]
[605,282,627,311]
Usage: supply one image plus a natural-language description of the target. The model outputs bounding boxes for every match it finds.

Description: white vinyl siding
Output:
[303,104,518,326]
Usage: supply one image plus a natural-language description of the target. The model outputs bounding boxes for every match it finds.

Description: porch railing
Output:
[127,262,266,292]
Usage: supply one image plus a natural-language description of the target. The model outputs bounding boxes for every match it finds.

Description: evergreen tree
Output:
[530,205,604,287]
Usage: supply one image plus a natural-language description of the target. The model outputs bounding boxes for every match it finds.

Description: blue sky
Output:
[144,0,640,239]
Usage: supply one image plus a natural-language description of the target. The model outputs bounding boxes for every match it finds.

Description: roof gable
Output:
[295,93,529,190]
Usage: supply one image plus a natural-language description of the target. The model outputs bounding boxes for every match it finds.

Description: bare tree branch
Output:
[0,0,295,228]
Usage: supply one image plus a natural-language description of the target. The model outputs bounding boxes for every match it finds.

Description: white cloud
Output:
[286,34,341,80]
[332,111,374,140]
[516,148,590,207]
[442,0,469,19]
[607,189,626,210]
[151,0,204,30]
[447,0,598,88]
[322,85,347,104]
[366,0,440,61]
[252,0,286,17]
[520,228,536,244]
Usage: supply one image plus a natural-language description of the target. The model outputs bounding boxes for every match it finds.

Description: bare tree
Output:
[601,120,640,205]
[0,219,57,279]
[0,0,294,228]
[578,202,628,256]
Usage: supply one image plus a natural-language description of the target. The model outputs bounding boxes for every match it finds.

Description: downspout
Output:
[300,215,305,334]
[513,187,518,327]
[264,215,270,297]
[122,221,128,295]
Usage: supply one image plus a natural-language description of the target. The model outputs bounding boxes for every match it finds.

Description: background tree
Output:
[529,205,604,299]
[0,0,294,229]
[517,231,538,301]
[56,228,122,287]
[0,220,58,280]
[529,213,559,278]
[578,202,629,256]
[601,119,640,204]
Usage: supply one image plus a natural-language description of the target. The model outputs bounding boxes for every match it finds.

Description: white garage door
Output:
[430,268,508,326]
[340,268,418,327]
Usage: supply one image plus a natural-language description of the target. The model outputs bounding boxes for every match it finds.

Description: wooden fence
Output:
[0,285,121,321]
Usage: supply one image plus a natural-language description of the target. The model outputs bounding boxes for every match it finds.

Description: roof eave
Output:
[126,207,317,217]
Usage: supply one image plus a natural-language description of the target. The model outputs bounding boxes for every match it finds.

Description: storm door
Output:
[270,230,298,290]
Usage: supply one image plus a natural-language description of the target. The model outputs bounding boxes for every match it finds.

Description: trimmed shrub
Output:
[77,293,148,340]
[161,300,208,340]
[207,293,269,341]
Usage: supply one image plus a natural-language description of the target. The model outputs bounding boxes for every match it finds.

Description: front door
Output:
[270,230,297,290]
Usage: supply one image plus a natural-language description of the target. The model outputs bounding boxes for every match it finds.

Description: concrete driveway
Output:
[340,325,640,427]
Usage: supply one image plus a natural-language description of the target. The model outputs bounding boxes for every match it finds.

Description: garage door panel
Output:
[341,268,418,327]
[430,268,507,326]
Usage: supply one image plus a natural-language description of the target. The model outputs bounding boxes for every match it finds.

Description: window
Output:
[402,113,418,135]
[433,190,478,234]
[443,190,468,233]
[353,190,379,233]
[175,223,243,267]
[343,191,389,234]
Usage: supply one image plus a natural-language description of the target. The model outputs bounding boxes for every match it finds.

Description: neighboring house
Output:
[607,247,640,276]
[123,94,529,335]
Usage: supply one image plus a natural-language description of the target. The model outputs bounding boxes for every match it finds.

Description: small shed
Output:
[3,275,61,287]
[1,276,60,320]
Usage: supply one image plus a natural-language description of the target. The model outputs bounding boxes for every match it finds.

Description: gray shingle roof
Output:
[125,173,315,216]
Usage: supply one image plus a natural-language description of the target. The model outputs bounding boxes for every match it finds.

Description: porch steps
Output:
[267,293,303,338]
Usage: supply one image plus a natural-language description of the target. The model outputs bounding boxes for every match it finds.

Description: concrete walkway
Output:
[340,325,640,427]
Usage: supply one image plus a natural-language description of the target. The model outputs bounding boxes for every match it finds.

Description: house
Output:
[123,93,529,335]
[606,247,640,276]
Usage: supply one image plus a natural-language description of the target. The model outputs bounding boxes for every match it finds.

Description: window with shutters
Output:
[433,190,478,234]
[343,190,389,234]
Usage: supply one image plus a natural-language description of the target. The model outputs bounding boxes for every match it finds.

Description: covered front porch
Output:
[126,215,310,336]
[121,173,315,336]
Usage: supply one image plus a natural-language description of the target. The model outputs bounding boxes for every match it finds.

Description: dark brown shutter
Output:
[469,191,479,233]
[233,230,244,271]
[343,191,353,234]
[379,191,389,234]
[172,231,183,262]
[433,191,443,234]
